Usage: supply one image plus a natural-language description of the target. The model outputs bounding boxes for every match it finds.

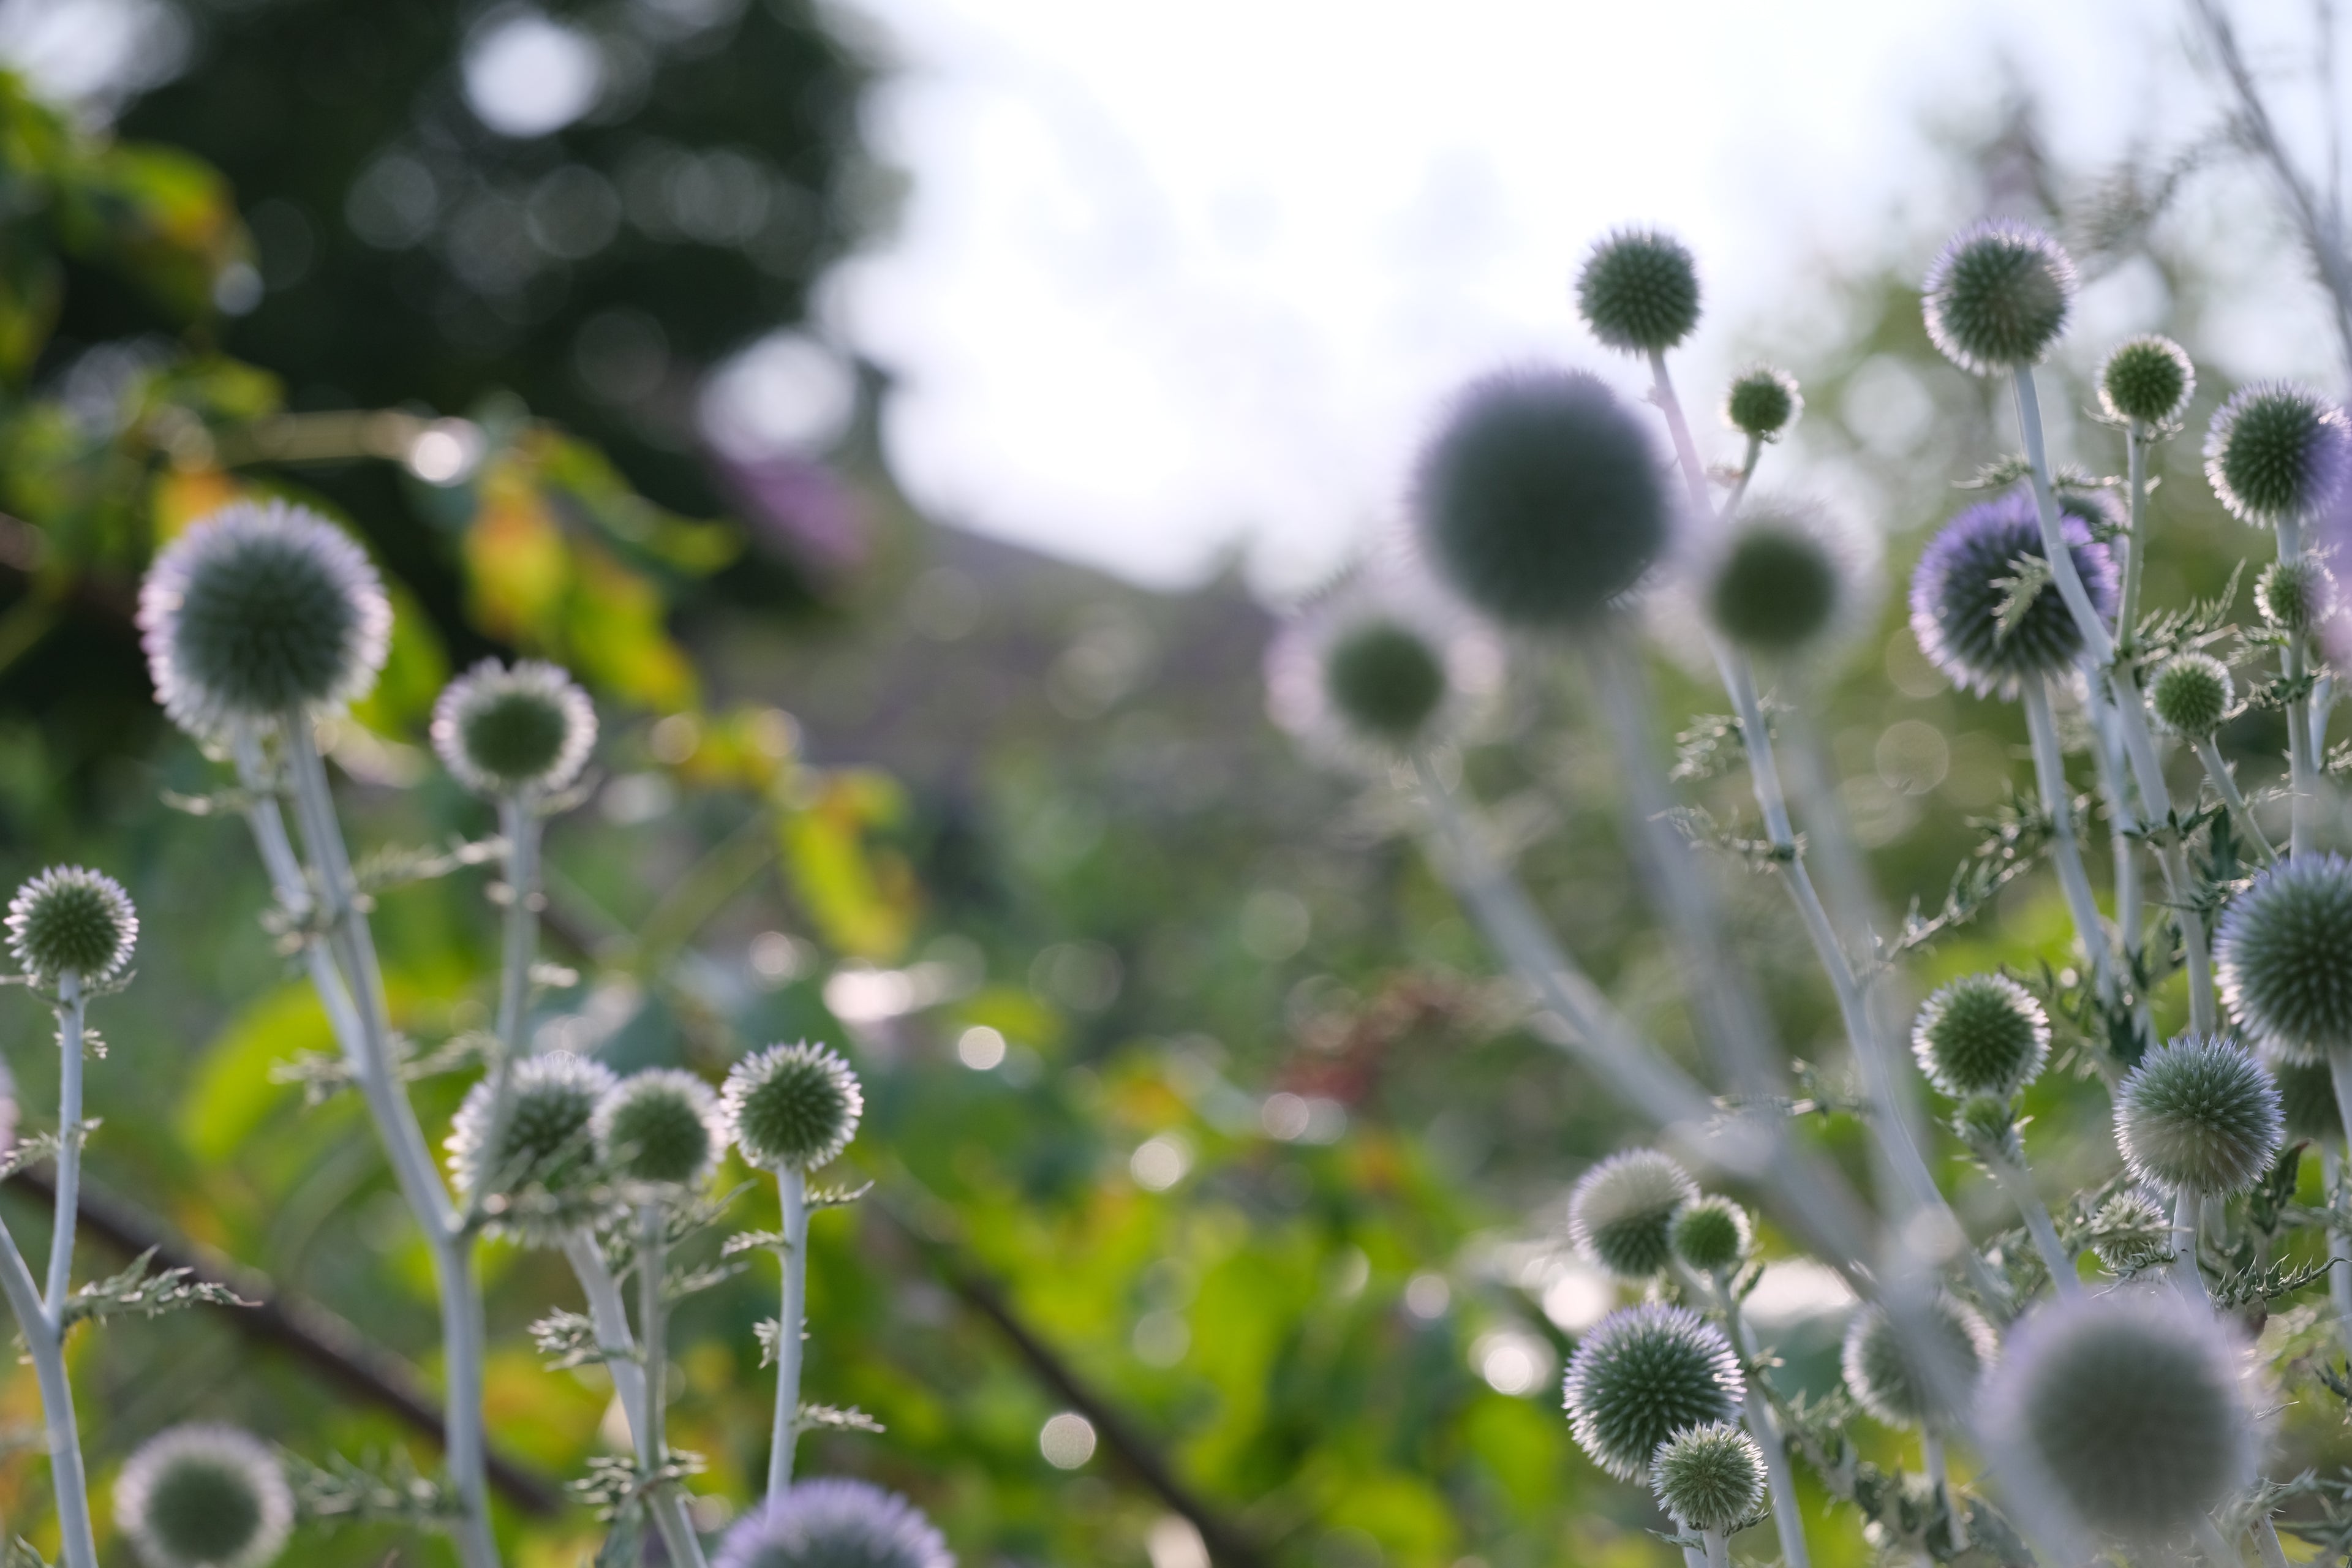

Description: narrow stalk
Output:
[2330,1055,2352,1219]
[2193,737,2279,864]
[637,1205,704,1568]
[2120,425,2150,650]
[565,1234,707,1567]
[1713,1278,1811,1568]
[769,1170,810,1498]
[1682,1548,1708,1568]
[1923,1428,1967,1551]
[44,973,83,1314]
[0,1214,92,1568]
[464,797,543,1228]
[1723,432,1764,516]
[2275,516,2317,860]
[2021,680,2120,1002]
[2082,685,2154,1047]
[2198,1515,2241,1566]
[2174,1185,2209,1305]
[2323,1147,2352,1369]
[1984,1155,2079,1295]
[1700,1528,1730,1568]
[2256,1512,2293,1568]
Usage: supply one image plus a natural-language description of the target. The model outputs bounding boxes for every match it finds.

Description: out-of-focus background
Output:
[0,0,2343,1563]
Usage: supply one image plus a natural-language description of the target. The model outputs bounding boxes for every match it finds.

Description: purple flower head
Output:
[1909,489,2117,698]
[714,1479,952,1568]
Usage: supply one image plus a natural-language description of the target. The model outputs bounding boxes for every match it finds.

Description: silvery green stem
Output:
[2120,425,2151,652]
[2021,679,2121,1003]
[2198,1515,2241,1566]
[0,1218,94,1568]
[1723,432,1764,516]
[2256,1512,2293,1568]
[2324,1147,2352,1370]
[2011,370,2116,666]
[462,798,542,1229]
[564,1234,707,1568]
[1699,1528,1730,1568]
[2331,1055,2352,1216]
[2193,737,2278,864]
[2174,1185,2209,1306]
[1709,1275,1811,1568]
[2278,518,2318,860]
[1983,1153,2079,1295]
[280,718,498,1568]
[769,1169,810,1498]
[637,1205,706,1568]
[45,973,83,1314]
[1682,1548,1708,1568]
[1923,1428,1966,1552]
[2081,684,2155,1047]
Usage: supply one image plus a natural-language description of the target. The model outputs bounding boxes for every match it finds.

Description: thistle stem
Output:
[1923,1428,1966,1551]
[2279,517,2318,861]
[1985,1153,2079,1295]
[2011,370,2116,666]
[2198,1515,2241,1566]
[769,1169,810,1498]
[463,797,543,1229]
[566,1234,707,1568]
[2022,679,2121,1004]
[2173,1185,2209,1305]
[2082,685,2154,1048]
[2119,426,2150,651]
[637,1205,705,1568]
[45,973,83,1315]
[2323,1146,2352,1371]
[2256,1512,2293,1568]
[1700,1528,1730,1568]
[1711,1276,1812,1568]
[0,1215,94,1568]
[2193,737,2278,864]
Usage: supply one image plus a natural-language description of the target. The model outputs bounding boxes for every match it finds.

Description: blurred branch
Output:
[874,1194,1270,1568]
[2,1166,561,1517]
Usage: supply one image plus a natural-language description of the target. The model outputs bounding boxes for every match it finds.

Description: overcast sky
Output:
[820,0,2350,592]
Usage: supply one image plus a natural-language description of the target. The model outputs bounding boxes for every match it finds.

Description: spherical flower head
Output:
[1668,1196,1751,1276]
[2114,1035,2282,1196]
[2089,1188,2173,1276]
[447,1050,618,1244]
[2263,1041,2341,1143]
[2149,654,2234,739]
[712,1478,954,1568]
[2217,855,2352,1057]
[1951,1093,2023,1166]
[6,865,137,985]
[1982,1289,2259,1541]
[1723,366,1801,443]
[1703,507,1843,654]
[115,1424,294,1568]
[1910,973,2050,1099]
[2098,334,2195,427]
[723,1040,864,1170]
[2205,383,2351,525]
[137,499,392,738]
[1322,619,1446,745]
[1840,1297,1996,1431]
[2256,554,2339,635]
[1921,220,2076,374]
[1568,1149,1698,1280]
[594,1069,724,1189]
[1266,565,1502,771]
[1651,1420,1765,1534]
[1575,228,1702,353]
[1909,489,2117,698]
[1411,368,1670,630]
[1562,1303,1743,1482]
[431,658,597,796]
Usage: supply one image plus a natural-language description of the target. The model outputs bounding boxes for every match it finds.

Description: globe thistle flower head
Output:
[431,658,597,796]
[1668,1196,1751,1276]
[1909,489,2117,698]
[1411,368,1670,630]
[1650,1420,1765,1534]
[1921,220,2077,374]
[2263,1042,2341,1142]
[137,498,392,739]
[2204,383,2351,524]
[2148,654,2234,739]
[594,1069,724,1190]
[712,1478,954,1568]
[1701,503,1845,655]
[1568,1148,1698,1279]
[1981,1288,2259,1542]
[447,1050,618,1243]
[1840,1297,1996,1430]
[1952,1093,2024,1166]
[1723,365,1801,442]
[1265,567,1501,769]
[2098,334,2195,427]
[2114,1035,2282,1196]
[2217,855,2352,1057]
[1910,972,2050,1099]
[2088,1188,2174,1276]
[1562,1303,1744,1482]
[2256,554,2338,635]
[115,1423,294,1568]
[1575,228,1702,353]
[6,865,137,985]
[723,1040,863,1170]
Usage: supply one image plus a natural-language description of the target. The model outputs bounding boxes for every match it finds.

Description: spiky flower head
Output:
[1669,1196,1751,1276]
[1575,228,1702,353]
[1411,368,1670,630]
[1840,1297,1996,1431]
[115,1424,294,1568]
[1562,1303,1744,1482]
[1910,973,2049,1100]
[712,1477,954,1568]
[2263,1042,2341,1143]
[6,865,137,985]
[2088,1188,2174,1276]
[1651,1421,1765,1534]
[1982,1289,2259,1542]
[431,658,597,796]
[2256,554,2338,635]
[2217,855,2352,1058]
[594,1069,724,1190]
[1921,221,2076,374]
[1723,366,1801,443]
[723,1041,863,1170]
[137,499,392,739]
[1909,489,2117,698]
[447,1050,618,1243]
[2098,334,2195,427]
[2205,383,2351,524]
[2148,654,2234,739]
[1952,1093,2024,1166]
[1569,1149,1698,1280]
[1265,569,1501,768]
[2114,1035,2282,1196]
[1700,501,1852,655]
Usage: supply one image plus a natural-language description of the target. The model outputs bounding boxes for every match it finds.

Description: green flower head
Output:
[1576,228,1702,353]
[2114,1035,2282,1196]
[115,1424,293,1568]
[1910,973,2049,1101]
[1569,1149,1698,1280]
[6,865,137,986]
[1562,1303,1743,1482]
[723,1041,864,1170]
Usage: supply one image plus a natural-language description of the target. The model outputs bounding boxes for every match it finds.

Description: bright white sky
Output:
[820,0,2351,592]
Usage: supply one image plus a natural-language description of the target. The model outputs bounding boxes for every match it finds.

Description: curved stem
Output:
[0,1207,92,1568]
[567,1234,706,1567]
[44,974,83,1314]
[2193,737,2278,864]
[2198,1515,2241,1566]
[2011,369,2115,666]
[2022,680,2120,1002]
[637,1205,704,1568]
[1985,1155,2079,1296]
[769,1170,810,1498]
[2174,1185,2209,1305]
[1714,1278,1811,1568]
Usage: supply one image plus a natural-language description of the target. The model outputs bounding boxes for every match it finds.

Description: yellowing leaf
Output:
[778,770,920,962]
